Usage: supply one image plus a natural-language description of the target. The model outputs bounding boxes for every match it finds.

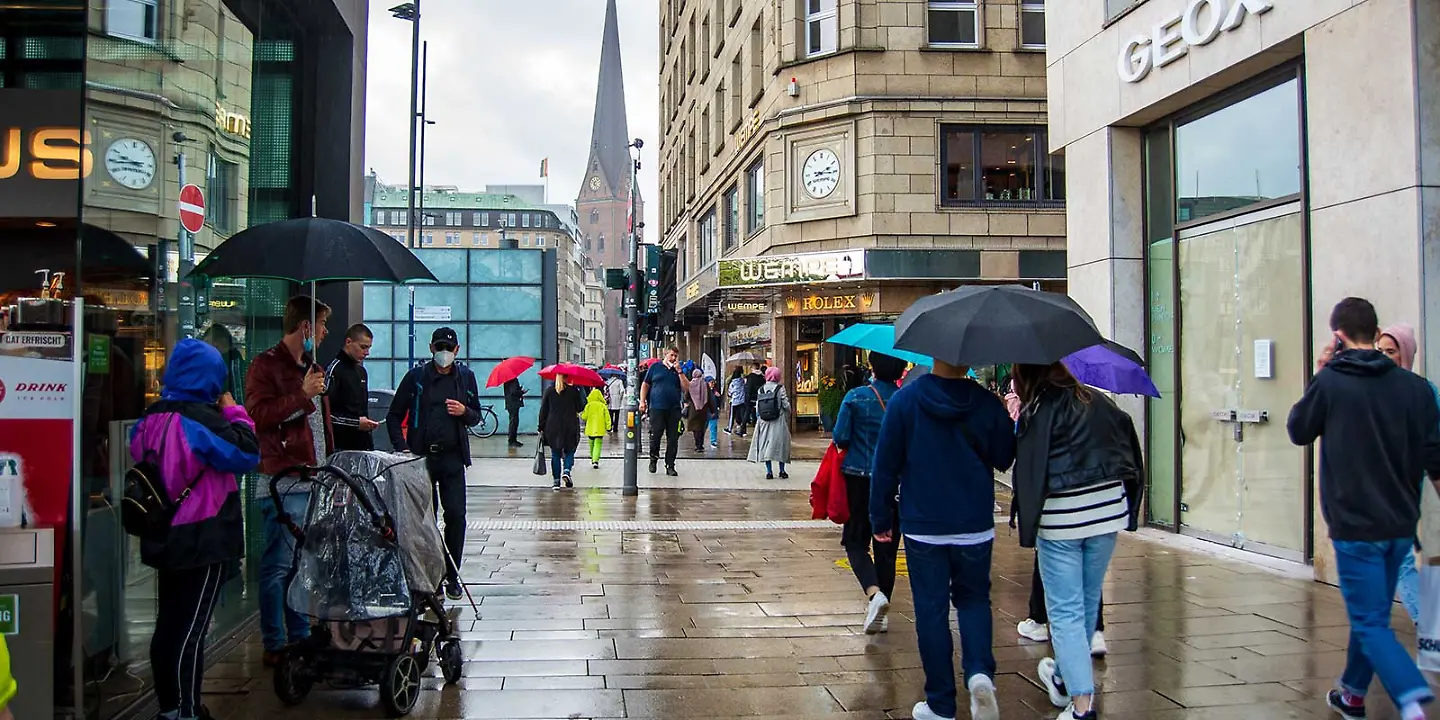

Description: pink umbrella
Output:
[538,362,605,387]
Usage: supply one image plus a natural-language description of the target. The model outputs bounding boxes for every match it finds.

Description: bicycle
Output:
[466,404,501,439]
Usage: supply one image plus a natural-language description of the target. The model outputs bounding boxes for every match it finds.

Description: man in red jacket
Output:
[244,295,333,666]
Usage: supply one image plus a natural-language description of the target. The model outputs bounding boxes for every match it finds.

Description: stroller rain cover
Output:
[286,450,448,621]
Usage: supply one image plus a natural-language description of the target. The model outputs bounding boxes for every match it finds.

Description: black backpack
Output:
[122,416,203,538]
[757,385,782,421]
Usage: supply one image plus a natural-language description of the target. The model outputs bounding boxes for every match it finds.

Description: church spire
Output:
[586,0,632,199]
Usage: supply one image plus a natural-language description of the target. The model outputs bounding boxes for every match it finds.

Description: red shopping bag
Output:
[809,443,850,524]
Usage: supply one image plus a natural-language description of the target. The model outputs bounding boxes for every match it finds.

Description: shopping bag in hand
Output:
[1418,561,1440,671]
[532,446,547,476]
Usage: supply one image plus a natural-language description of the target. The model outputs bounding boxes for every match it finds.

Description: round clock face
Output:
[802,148,840,199]
[105,138,157,190]
[589,176,602,191]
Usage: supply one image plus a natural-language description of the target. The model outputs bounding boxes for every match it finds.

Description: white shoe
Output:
[1017,618,1049,642]
[1037,657,1068,708]
[1056,703,1095,719]
[1090,630,1108,657]
[911,701,954,720]
[879,616,889,633]
[864,591,890,634]
[968,675,999,720]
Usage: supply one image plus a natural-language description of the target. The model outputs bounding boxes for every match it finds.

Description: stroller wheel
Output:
[273,651,313,706]
[439,640,463,684]
[380,653,422,717]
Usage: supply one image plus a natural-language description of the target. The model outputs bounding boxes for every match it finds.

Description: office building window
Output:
[598,233,605,252]
[746,160,765,234]
[940,126,1064,205]
[206,150,237,233]
[928,0,980,48]
[698,208,716,268]
[1020,0,1045,49]
[730,56,744,127]
[805,0,838,57]
[723,185,739,250]
[508,213,518,227]
[479,232,490,246]
[536,235,546,247]
[374,210,387,226]
[748,20,763,106]
[107,0,159,43]
[395,210,408,226]
[422,232,434,246]
[1107,0,1142,20]
[423,213,436,226]
[589,209,600,224]
[522,213,531,228]
[445,232,460,245]
[446,211,461,226]
[477,212,489,227]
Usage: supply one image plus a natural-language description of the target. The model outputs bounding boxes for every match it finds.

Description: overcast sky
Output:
[364,0,660,231]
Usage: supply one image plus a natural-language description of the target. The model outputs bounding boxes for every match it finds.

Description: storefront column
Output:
[773,315,794,410]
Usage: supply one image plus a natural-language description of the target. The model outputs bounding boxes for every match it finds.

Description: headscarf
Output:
[688,369,708,407]
[1382,323,1418,370]
[764,366,782,383]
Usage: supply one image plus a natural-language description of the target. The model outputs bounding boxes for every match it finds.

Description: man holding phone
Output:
[388,327,482,600]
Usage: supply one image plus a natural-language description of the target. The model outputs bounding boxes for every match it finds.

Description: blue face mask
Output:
[302,335,314,354]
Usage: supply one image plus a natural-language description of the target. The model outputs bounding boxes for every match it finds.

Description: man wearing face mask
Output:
[640,346,685,476]
[387,327,482,600]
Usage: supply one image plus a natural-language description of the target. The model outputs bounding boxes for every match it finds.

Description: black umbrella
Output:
[190,217,436,283]
[894,285,1104,367]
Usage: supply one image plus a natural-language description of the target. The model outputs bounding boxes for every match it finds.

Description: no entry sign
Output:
[179,184,206,233]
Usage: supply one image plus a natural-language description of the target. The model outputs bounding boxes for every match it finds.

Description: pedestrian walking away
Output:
[871,359,1015,720]
[134,339,260,720]
[745,365,766,435]
[244,295,332,666]
[1286,298,1440,720]
[581,387,612,469]
[726,367,748,436]
[641,347,685,476]
[707,377,721,448]
[326,323,380,451]
[505,377,528,447]
[1377,323,1436,624]
[687,369,711,452]
[387,327,483,602]
[539,373,585,487]
[1011,361,1144,720]
[606,374,625,433]
[831,352,905,634]
[748,367,792,479]
[1017,554,1109,656]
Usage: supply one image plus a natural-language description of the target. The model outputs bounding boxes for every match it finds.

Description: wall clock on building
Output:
[589,175,602,191]
[801,148,840,199]
[104,138,157,190]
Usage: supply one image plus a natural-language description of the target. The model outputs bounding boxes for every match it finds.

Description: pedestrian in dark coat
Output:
[538,374,585,489]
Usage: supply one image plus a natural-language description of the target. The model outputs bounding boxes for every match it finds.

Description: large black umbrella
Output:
[894,285,1104,367]
[190,217,436,283]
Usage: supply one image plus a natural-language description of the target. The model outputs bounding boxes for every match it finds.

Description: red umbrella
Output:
[539,362,605,387]
[486,356,537,388]
[639,357,660,368]
[602,364,625,372]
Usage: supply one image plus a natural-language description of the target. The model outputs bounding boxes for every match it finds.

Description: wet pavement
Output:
[181,479,1436,720]
[468,425,833,461]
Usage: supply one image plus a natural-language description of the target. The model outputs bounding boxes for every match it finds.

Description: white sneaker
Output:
[879,616,889,633]
[968,675,999,720]
[1090,630,1108,657]
[911,701,954,720]
[1017,618,1049,642]
[1037,657,1069,708]
[1056,703,1096,719]
[864,591,890,635]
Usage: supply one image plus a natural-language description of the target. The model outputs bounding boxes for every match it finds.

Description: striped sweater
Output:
[1037,479,1129,541]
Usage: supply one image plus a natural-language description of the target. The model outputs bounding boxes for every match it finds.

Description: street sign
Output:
[179,184,206,233]
[414,306,452,322]
[0,594,16,635]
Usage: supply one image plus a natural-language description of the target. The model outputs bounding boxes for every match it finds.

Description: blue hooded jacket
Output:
[870,374,1016,537]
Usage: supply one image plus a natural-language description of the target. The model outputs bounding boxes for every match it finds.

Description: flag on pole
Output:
[539,158,549,178]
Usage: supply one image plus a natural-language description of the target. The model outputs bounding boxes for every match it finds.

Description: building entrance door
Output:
[1175,205,1308,557]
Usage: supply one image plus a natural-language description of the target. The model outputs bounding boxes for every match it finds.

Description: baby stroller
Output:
[268,450,464,716]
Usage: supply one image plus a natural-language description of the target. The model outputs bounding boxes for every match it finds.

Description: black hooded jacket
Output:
[1287,349,1440,542]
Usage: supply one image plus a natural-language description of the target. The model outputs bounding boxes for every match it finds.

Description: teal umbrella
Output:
[826,323,933,367]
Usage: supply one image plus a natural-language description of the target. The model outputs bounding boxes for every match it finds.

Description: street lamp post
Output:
[391,1,421,368]
[622,139,643,497]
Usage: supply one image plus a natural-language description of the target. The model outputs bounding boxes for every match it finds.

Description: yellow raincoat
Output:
[0,635,14,711]
[582,389,612,437]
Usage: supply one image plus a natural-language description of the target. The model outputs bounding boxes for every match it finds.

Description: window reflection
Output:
[1175,79,1301,223]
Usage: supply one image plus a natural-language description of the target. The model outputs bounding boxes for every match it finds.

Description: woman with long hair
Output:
[747,366,792,478]
[538,373,585,489]
[1377,323,1437,624]
[1011,362,1143,720]
[687,369,711,452]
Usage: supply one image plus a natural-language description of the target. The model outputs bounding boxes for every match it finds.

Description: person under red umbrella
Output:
[539,363,605,388]
[489,356,536,448]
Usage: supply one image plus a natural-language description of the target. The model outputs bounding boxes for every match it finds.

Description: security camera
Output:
[631,138,644,150]
[173,132,190,143]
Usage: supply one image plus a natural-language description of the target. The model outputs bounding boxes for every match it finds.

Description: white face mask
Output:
[433,350,456,368]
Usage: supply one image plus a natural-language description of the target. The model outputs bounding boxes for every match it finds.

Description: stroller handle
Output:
[268,464,397,543]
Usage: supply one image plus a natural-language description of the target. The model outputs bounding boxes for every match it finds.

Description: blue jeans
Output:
[260,492,312,652]
[709,418,718,444]
[1396,543,1421,623]
[1333,538,1434,708]
[906,538,996,719]
[764,461,787,475]
[1037,532,1117,698]
[549,446,576,479]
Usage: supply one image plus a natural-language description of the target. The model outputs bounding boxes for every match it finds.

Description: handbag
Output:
[532,446,547,476]
[1418,558,1440,671]
[809,443,849,524]
[122,415,204,539]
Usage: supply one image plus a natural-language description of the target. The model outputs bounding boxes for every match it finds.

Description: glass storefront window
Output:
[1175,78,1302,223]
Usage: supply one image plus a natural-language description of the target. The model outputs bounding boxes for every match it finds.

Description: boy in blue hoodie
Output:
[871,359,1016,720]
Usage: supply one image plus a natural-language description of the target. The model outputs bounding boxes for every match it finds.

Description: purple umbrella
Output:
[1062,341,1160,398]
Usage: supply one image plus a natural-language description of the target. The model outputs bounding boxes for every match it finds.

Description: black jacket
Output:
[326,351,373,451]
[744,372,765,402]
[504,378,527,411]
[1287,349,1440,541]
[386,361,482,465]
[538,384,585,452]
[1011,386,1144,548]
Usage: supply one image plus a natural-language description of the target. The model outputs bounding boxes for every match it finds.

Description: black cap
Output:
[431,327,459,349]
